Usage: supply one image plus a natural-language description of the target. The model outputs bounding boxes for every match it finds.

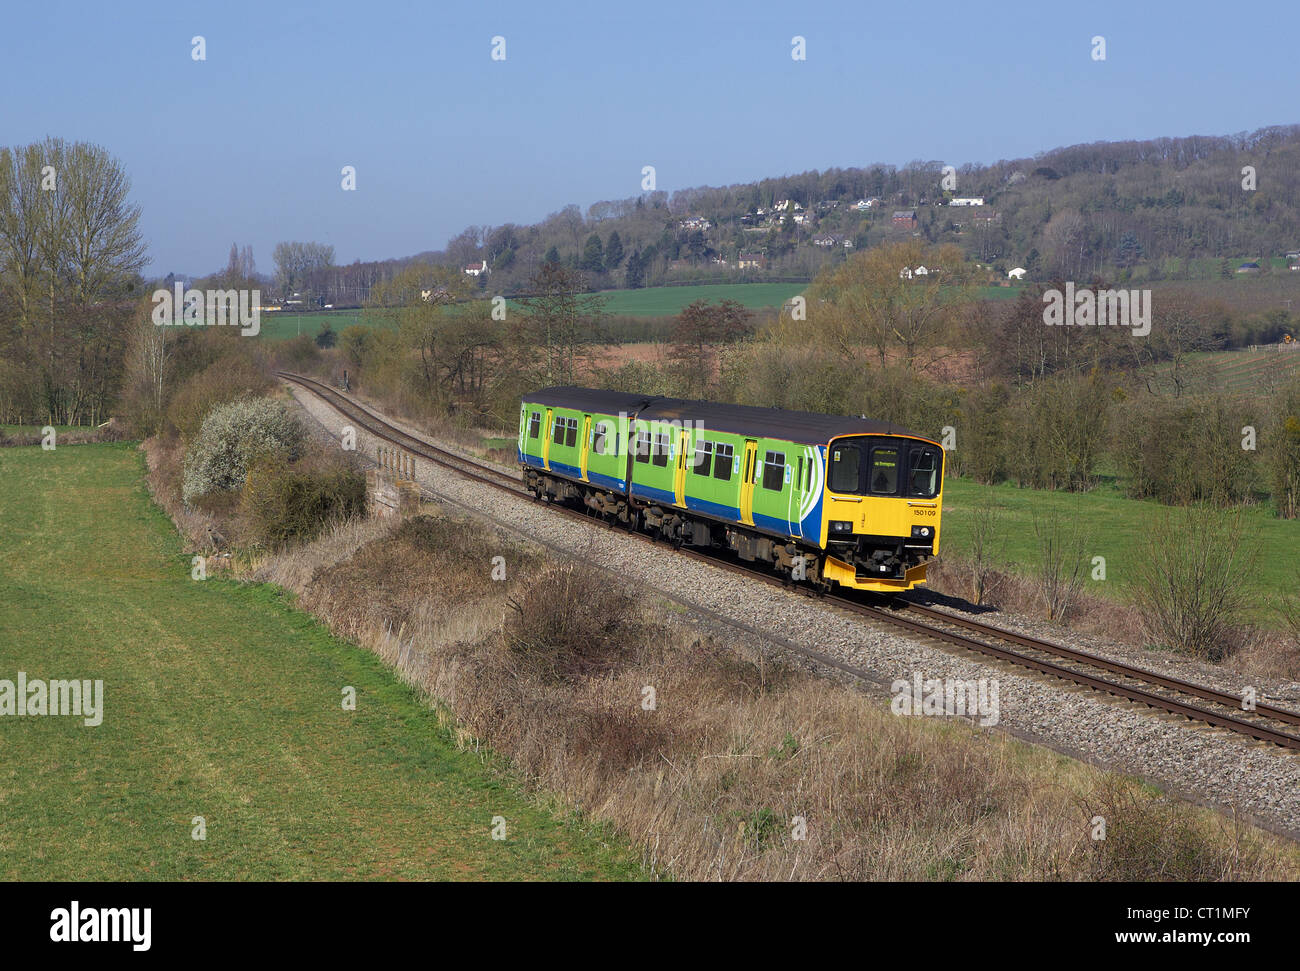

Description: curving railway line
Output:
[277,370,1300,752]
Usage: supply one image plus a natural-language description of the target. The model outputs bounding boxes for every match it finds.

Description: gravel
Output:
[288,383,1300,840]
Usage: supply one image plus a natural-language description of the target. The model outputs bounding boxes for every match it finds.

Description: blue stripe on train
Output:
[523,457,826,543]
[684,495,741,520]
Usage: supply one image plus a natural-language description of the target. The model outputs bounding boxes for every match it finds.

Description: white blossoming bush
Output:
[182,397,305,503]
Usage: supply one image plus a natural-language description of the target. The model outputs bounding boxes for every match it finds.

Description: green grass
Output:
[940,475,1300,608]
[253,309,370,342]
[0,442,640,880]
[1145,347,1300,398]
[594,283,807,316]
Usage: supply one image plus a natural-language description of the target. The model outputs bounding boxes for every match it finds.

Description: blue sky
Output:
[2,0,1294,276]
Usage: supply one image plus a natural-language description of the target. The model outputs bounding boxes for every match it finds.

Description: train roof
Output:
[522,386,932,446]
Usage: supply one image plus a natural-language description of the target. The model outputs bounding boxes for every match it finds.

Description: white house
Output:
[1007,267,1027,280]
[913,265,929,276]
[949,197,985,207]
[899,267,913,280]
[463,261,489,277]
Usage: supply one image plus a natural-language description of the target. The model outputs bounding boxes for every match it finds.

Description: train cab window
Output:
[907,447,941,499]
[713,442,734,481]
[829,444,860,493]
[634,430,651,464]
[693,440,714,476]
[528,412,541,439]
[652,433,671,467]
[869,447,899,494]
[761,451,786,491]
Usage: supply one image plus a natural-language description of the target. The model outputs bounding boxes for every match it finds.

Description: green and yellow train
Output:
[518,387,944,593]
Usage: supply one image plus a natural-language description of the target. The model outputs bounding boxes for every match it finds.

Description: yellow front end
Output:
[818,436,943,593]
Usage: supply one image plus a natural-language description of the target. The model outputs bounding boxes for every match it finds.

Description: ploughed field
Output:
[0,442,637,880]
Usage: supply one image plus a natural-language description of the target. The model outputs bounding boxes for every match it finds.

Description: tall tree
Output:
[516,262,605,385]
[604,230,624,269]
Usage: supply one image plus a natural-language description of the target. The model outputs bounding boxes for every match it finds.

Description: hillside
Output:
[284,125,1300,306]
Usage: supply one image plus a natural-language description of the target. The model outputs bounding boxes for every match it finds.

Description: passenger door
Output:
[579,414,592,481]
[542,408,554,470]
[674,427,691,507]
[739,439,758,526]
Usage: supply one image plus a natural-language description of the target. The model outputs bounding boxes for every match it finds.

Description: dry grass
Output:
[243,510,1300,881]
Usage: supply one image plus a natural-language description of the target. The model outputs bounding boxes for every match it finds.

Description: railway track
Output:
[278,370,1300,752]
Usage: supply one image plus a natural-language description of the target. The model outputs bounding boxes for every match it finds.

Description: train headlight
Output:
[911,525,932,539]
[830,520,854,533]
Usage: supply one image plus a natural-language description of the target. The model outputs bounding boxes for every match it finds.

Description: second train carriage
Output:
[517,387,944,593]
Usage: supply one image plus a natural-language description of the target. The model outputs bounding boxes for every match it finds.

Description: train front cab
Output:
[819,434,943,593]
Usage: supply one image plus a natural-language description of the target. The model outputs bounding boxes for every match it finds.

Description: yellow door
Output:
[739,439,758,526]
[542,408,553,470]
[579,414,592,481]
[673,428,690,506]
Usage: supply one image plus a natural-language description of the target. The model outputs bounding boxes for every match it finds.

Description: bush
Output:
[240,455,366,547]
[166,355,274,442]
[182,396,305,503]
[338,325,375,367]
[1083,777,1260,880]
[1116,394,1260,505]
[315,325,337,349]
[504,561,642,683]
[277,334,321,370]
[1131,504,1257,659]
[1269,380,1300,519]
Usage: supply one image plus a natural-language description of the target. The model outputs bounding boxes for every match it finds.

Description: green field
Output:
[1146,347,1300,398]
[940,475,1300,609]
[594,283,807,316]
[0,443,638,880]
[254,309,368,341]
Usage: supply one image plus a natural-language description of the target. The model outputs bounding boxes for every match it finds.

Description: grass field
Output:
[0,443,639,880]
[940,475,1300,609]
[594,283,807,316]
[254,309,368,341]
[1146,346,1300,398]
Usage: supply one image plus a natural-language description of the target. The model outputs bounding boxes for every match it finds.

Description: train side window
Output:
[652,433,670,467]
[635,431,651,464]
[907,446,941,498]
[528,412,541,439]
[693,440,713,476]
[713,442,734,481]
[565,418,578,448]
[869,446,899,494]
[552,418,565,445]
[829,444,860,493]
[592,421,607,455]
[762,451,786,491]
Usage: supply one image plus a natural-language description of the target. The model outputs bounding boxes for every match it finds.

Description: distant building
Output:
[738,252,767,270]
[678,216,711,232]
[853,198,879,211]
[812,234,837,248]
[463,261,489,276]
[1007,267,1027,280]
[913,265,929,276]
[1237,262,1261,274]
[949,197,985,207]
[892,210,917,228]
